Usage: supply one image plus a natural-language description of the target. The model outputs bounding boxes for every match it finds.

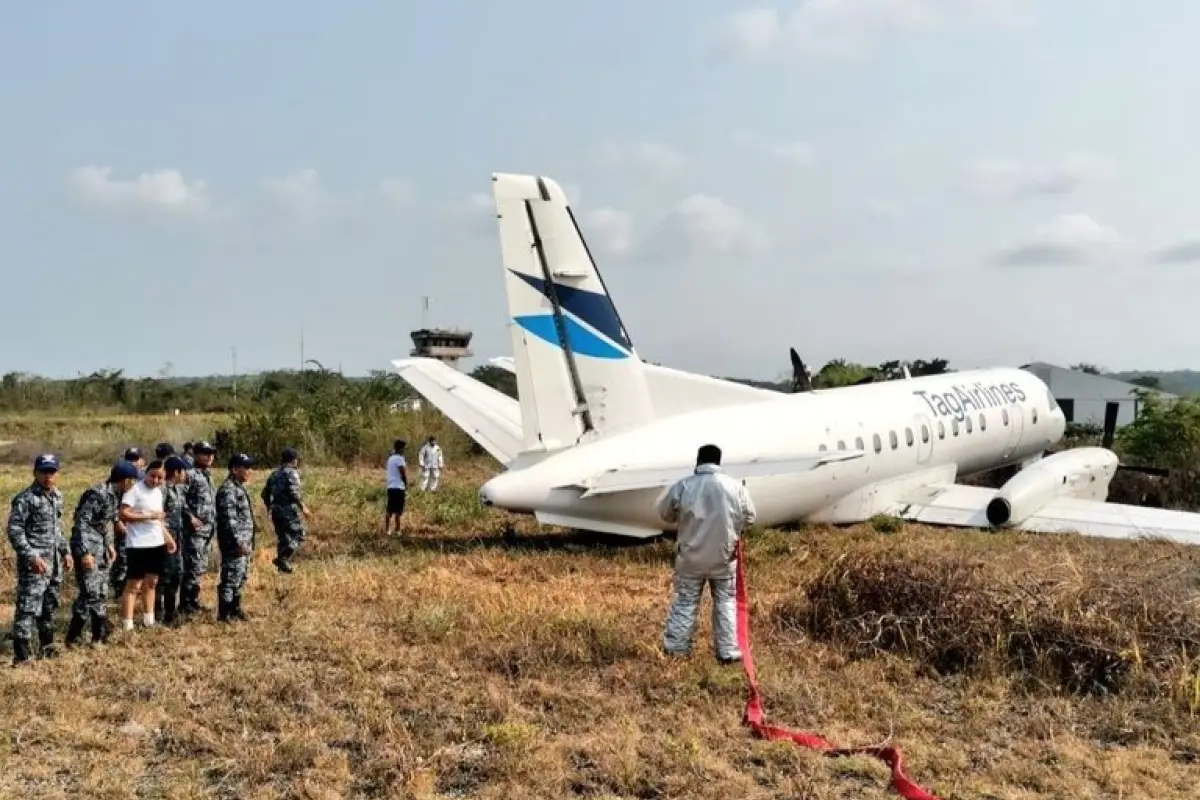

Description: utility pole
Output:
[231,346,238,403]
[421,296,430,328]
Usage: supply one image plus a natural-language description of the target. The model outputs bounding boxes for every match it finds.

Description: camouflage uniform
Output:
[7,481,68,661]
[261,465,306,571]
[216,474,255,621]
[66,481,119,644]
[154,480,186,624]
[180,464,217,614]
[109,519,128,599]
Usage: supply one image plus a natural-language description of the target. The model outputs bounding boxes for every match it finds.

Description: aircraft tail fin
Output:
[491,173,654,453]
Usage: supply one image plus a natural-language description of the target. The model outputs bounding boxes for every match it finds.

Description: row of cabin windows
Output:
[816,405,1041,455]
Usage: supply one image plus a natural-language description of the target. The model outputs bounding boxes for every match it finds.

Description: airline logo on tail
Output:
[509,269,633,360]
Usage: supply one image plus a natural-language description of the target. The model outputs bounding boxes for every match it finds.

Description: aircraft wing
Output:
[487,357,515,372]
[390,358,523,466]
[562,450,865,499]
[891,483,1200,547]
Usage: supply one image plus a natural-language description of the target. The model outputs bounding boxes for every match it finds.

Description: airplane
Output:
[391,172,1200,547]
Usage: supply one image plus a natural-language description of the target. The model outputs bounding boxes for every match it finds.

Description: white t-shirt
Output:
[385,453,406,489]
[121,481,166,548]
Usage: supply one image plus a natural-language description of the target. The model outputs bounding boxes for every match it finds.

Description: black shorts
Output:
[386,488,407,515]
[126,545,167,579]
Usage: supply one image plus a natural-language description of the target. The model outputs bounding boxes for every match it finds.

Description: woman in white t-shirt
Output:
[117,460,177,631]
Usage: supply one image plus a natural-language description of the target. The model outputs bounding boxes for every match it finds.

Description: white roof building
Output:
[1020,362,1174,429]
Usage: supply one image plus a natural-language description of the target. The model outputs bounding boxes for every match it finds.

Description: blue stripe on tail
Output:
[509,270,633,352]
[514,314,629,360]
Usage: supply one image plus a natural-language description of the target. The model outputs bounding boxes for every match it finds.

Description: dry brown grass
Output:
[2,461,1199,799]
[0,413,230,465]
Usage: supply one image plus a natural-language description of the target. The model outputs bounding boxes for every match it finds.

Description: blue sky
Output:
[2,1,1199,380]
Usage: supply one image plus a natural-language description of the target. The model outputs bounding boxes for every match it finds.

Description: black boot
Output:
[154,592,164,623]
[65,615,87,646]
[217,598,232,622]
[12,637,32,666]
[231,595,249,621]
[37,627,57,659]
[162,590,178,626]
[91,614,110,644]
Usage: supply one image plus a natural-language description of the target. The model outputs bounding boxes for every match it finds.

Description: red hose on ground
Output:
[734,540,942,800]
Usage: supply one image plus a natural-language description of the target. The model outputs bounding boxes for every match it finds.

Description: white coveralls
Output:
[418,442,444,491]
[656,463,757,661]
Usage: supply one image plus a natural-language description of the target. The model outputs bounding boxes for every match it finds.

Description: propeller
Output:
[789,347,813,393]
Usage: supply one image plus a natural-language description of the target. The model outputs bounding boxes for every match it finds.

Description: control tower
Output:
[409,327,473,370]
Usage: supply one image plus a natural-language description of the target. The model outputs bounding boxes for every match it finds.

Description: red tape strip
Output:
[734,539,942,800]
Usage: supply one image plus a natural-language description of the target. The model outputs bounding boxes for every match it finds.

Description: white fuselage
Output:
[480,367,1067,532]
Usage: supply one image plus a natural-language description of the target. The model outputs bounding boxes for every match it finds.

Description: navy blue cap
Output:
[194,440,216,454]
[123,447,142,461]
[108,460,139,482]
[155,442,176,459]
[164,455,189,473]
[33,453,59,472]
[281,447,299,463]
[229,453,254,469]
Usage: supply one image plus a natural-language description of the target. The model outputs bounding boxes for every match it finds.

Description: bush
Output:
[789,538,1200,703]
[226,368,477,467]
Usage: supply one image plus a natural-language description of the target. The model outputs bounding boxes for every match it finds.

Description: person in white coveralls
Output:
[656,443,756,664]
[418,436,444,492]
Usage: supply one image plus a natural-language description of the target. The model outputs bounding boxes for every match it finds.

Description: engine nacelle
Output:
[985,447,1119,527]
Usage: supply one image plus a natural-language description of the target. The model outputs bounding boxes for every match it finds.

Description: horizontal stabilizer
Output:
[565,450,865,499]
[893,483,1200,547]
[391,358,523,465]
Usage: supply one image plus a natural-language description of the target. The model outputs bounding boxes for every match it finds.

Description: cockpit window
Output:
[1046,389,1059,411]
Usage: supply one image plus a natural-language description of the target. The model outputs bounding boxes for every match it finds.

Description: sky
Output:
[2,1,1199,381]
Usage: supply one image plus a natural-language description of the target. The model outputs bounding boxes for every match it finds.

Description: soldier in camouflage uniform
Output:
[179,440,217,616]
[65,460,139,646]
[260,447,311,574]
[154,456,189,626]
[216,452,256,622]
[7,454,74,664]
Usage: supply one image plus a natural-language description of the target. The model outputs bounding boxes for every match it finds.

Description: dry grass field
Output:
[1,458,1199,799]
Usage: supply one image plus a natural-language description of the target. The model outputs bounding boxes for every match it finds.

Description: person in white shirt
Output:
[418,436,444,492]
[383,439,408,536]
[116,460,177,631]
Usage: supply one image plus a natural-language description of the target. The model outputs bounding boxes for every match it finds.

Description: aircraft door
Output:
[1002,404,1025,462]
[913,413,934,464]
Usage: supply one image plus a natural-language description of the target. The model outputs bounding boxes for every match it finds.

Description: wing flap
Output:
[892,483,1200,546]
[534,511,663,538]
[566,450,865,498]
[391,358,523,465]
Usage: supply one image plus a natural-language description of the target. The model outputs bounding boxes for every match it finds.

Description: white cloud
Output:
[713,1,1039,61]
[594,141,687,180]
[582,208,634,255]
[261,168,326,219]
[733,131,816,168]
[962,154,1097,199]
[993,213,1127,266]
[68,166,210,217]
[1149,240,1200,265]
[647,194,768,259]
[378,178,414,207]
[863,197,904,220]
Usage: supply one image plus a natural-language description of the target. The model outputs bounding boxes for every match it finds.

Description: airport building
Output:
[409,327,473,370]
[1020,362,1174,429]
